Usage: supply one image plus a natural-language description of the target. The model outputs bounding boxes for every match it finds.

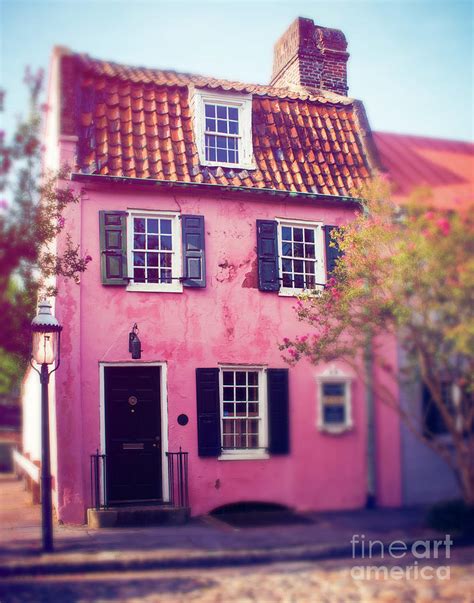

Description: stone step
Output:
[87,504,189,528]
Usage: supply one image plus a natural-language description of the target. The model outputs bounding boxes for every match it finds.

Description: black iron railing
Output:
[166,447,189,508]
[90,449,107,510]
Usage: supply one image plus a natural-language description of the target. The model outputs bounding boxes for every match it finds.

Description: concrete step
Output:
[87,504,189,528]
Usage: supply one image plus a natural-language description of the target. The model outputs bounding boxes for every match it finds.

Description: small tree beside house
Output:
[281,178,474,507]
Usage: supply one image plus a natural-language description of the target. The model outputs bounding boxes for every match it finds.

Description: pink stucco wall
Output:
[51,144,401,524]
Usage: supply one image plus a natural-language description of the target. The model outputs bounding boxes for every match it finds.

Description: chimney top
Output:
[271,17,349,96]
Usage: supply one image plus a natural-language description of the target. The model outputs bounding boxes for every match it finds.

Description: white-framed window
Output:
[277,219,325,296]
[316,365,354,434]
[192,89,254,169]
[218,365,269,460]
[127,210,182,293]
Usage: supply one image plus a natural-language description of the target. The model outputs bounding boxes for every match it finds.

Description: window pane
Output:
[223,371,234,385]
[247,372,258,386]
[228,150,236,163]
[147,235,159,250]
[248,387,258,401]
[294,259,304,273]
[205,104,215,117]
[305,245,315,259]
[323,405,345,424]
[282,242,292,256]
[323,383,346,397]
[304,229,315,243]
[134,268,145,282]
[217,119,227,133]
[160,220,172,234]
[147,253,158,267]
[216,136,227,149]
[294,228,303,242]
[161,269,172,283]
[305,261,315,274]
[229,120,238,135]
[282,226,292,241]
[236,387,246,401]
[208,148,216,161]
[134,252,145,266]
[294,243,304,257]
[206,118,216,132]
[216,105,227,118]
[282,273,292,287]
[160,253,171,268]
[236,403,246,416]
[134,234,146,249]
[147,269,159,283]
[223,403,234,417]
[217,148,227,162]
[294,274,304,288]
[147,219,159,234]
[228,107,238,120]
[248,403,258,416]
[236,372,246,385]
[248,434,258,448]
[161,235,172,251]
[223,387,234,401]
[134,218,145,233]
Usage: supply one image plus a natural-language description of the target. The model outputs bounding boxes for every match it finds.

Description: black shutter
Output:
[324,225,342,278]
[257,220,280,291]
[99,211,128,285]
[182,215,206,288]
[196,368,221,457]
[267,368,290,454]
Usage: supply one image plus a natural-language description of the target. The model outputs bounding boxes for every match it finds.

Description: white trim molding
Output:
[126,209,183,293]
[192,88,255,170]
[217,364,269,461]
[99,361,170,503]
[316,365,354,434]
[276,218,325,297]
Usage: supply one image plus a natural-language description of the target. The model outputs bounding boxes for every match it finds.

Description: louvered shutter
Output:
[99,211,128,285]
[257,220,280,291]
[196,368,221,457]
[267,368,290,454]
[182,215,206,288]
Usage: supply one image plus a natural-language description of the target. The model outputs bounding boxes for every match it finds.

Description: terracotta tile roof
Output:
[373,132,474,209]
[66,52,374,197]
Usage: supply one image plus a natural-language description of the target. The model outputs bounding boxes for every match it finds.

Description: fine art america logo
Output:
[350,534,453,580]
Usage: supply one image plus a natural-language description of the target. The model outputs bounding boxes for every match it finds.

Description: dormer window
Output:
[193,89,254,169]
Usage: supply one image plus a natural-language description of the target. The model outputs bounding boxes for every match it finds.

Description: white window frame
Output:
[277,218,326,297]
[316,365,354,434]
[192,88,255,170]
[126,209,183,293]
[218,364,269,461]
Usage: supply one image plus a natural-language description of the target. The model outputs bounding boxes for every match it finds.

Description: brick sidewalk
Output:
[0,473,446,576]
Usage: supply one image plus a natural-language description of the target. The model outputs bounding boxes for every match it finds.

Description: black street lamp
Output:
[30,301,62,552]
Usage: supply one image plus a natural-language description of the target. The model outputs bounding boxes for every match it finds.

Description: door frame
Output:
[99,361,169,503]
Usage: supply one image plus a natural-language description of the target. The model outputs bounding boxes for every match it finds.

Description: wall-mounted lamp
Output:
[128,323,142,359]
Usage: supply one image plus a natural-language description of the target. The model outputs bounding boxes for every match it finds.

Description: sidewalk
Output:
[0,474,442,577]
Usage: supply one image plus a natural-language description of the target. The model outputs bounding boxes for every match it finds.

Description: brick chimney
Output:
[270,17,349,96]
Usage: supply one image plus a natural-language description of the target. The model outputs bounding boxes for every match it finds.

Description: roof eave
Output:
[70,173,363,205]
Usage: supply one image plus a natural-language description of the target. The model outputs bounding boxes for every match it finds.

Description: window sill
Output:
[278,287,324,297]
[127,283,183,293]
[199,159,256,171]
[218,450,270,461]
[318,423,353,435]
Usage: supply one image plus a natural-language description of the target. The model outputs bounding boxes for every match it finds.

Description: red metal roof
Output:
[373,132,474,209]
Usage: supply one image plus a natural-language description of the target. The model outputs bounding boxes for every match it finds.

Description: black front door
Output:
[104,366,162,504]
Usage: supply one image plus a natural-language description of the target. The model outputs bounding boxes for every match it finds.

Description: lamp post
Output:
[30,301,62,552]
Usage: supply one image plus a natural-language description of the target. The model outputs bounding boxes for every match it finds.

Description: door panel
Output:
[104,366,162,503]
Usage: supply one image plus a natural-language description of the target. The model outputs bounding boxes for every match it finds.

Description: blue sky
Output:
[1,0,472,141]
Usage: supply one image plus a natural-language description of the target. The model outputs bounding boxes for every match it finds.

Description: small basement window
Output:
[316,366,353,434]
[193,89,254,169]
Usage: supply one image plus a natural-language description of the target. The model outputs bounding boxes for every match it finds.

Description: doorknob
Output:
[155,436,160,441]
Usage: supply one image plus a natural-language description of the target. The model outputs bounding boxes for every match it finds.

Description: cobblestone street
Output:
[1,546,473,603]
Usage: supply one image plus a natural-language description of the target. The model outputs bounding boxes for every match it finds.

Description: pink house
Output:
[22,17,401,525]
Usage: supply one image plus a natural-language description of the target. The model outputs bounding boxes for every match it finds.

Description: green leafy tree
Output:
[0,69,92,394]
[281,178,474,505]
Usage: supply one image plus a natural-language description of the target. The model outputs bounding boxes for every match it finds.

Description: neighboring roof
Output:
[61,52,374,198]
[373,132,474,209]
